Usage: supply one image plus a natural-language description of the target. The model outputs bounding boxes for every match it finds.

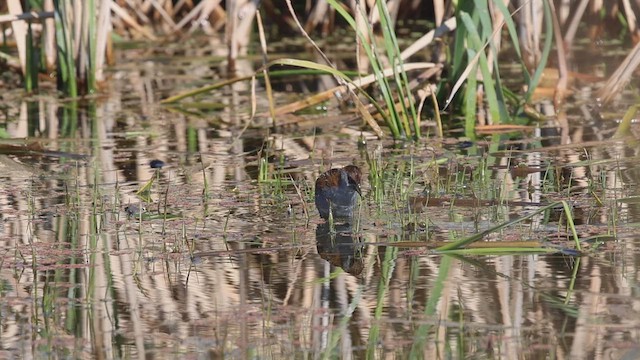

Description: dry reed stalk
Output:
[110,2,157,39]
[387,0,400,22]
[173,0,193,13]
[72,1,82,59]
[589,0,603,11]
[7,0,26,75]
[95,0,112,82]
[370,0,400,26]
[149,0,178,32]
[139,0,153,13]
[176,0,222,33]
[433,0,445,26]
[548,0,569,109]
[255,10,275,125]
[226,0,238,73]
[175,0,207,29]
[235,1,259,53]
[563,0,589,47]
[354,0,370,74]
[163,0,174,18]
[416,84,442,138]
[400,17,456,60]
[597,40,640,106]
[519,0,543,70]
[621,0,640,41]
[43,0,56,71]
[125,0,153,25]
[304,0,329,33]
[557,0,571,24]
[271,62,436,115]
[486,1,506,73]
[210,5,226,31]
[224,0,259,73]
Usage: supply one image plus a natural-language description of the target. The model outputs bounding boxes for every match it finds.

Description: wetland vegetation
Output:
[1,0,640,359]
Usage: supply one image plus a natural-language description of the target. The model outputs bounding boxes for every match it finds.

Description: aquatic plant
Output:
[2,1,639,113]
[4,0,110,95]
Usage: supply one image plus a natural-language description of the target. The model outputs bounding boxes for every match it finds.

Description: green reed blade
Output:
[494,0,531,85]
[54,0,77,97]
[451,1,471,81]
[524,0,553,103]
[464,48,478,137]
[561,200,581,251]
[436,201,580,252]
[613,104,639,138]
[326,0,402,138]
[26,21,37,92]
[376,1,418,138]
[459,11,503,123]
[437,247,559,255]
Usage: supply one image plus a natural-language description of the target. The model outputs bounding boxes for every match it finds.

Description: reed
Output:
[436,200,581,254]
[2,1,639,124]
[3,1,111,95]
[324,0,419,140]
[53,0,77,96]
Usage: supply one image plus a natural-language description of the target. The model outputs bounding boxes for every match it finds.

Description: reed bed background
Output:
[1,1,639,138]
[1,3,639,357]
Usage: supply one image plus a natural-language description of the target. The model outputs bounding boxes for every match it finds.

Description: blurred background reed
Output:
[1,1,639,137]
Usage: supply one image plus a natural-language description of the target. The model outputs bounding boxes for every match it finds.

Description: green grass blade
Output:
[561,200,581,251]
[268,58,353,83]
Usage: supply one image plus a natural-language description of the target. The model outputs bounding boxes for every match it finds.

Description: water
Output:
[1,41,640,359]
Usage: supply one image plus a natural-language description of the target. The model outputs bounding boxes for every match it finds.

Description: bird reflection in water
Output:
[316,222,365,276]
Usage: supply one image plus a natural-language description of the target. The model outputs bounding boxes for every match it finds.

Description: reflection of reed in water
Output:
[315,222,365,276]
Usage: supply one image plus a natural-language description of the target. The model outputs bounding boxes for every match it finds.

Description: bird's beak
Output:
[354,183,362,197]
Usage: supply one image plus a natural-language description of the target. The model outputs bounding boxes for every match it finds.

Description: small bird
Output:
[315,165,362,220]
[124,204,146,219]
[149,159,166,169]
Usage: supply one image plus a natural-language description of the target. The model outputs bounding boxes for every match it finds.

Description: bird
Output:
[315,165,362,220]
[124,204,146,219]
[149,159,165,169]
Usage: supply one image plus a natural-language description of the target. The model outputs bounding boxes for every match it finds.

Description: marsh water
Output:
[1,38,640,359]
